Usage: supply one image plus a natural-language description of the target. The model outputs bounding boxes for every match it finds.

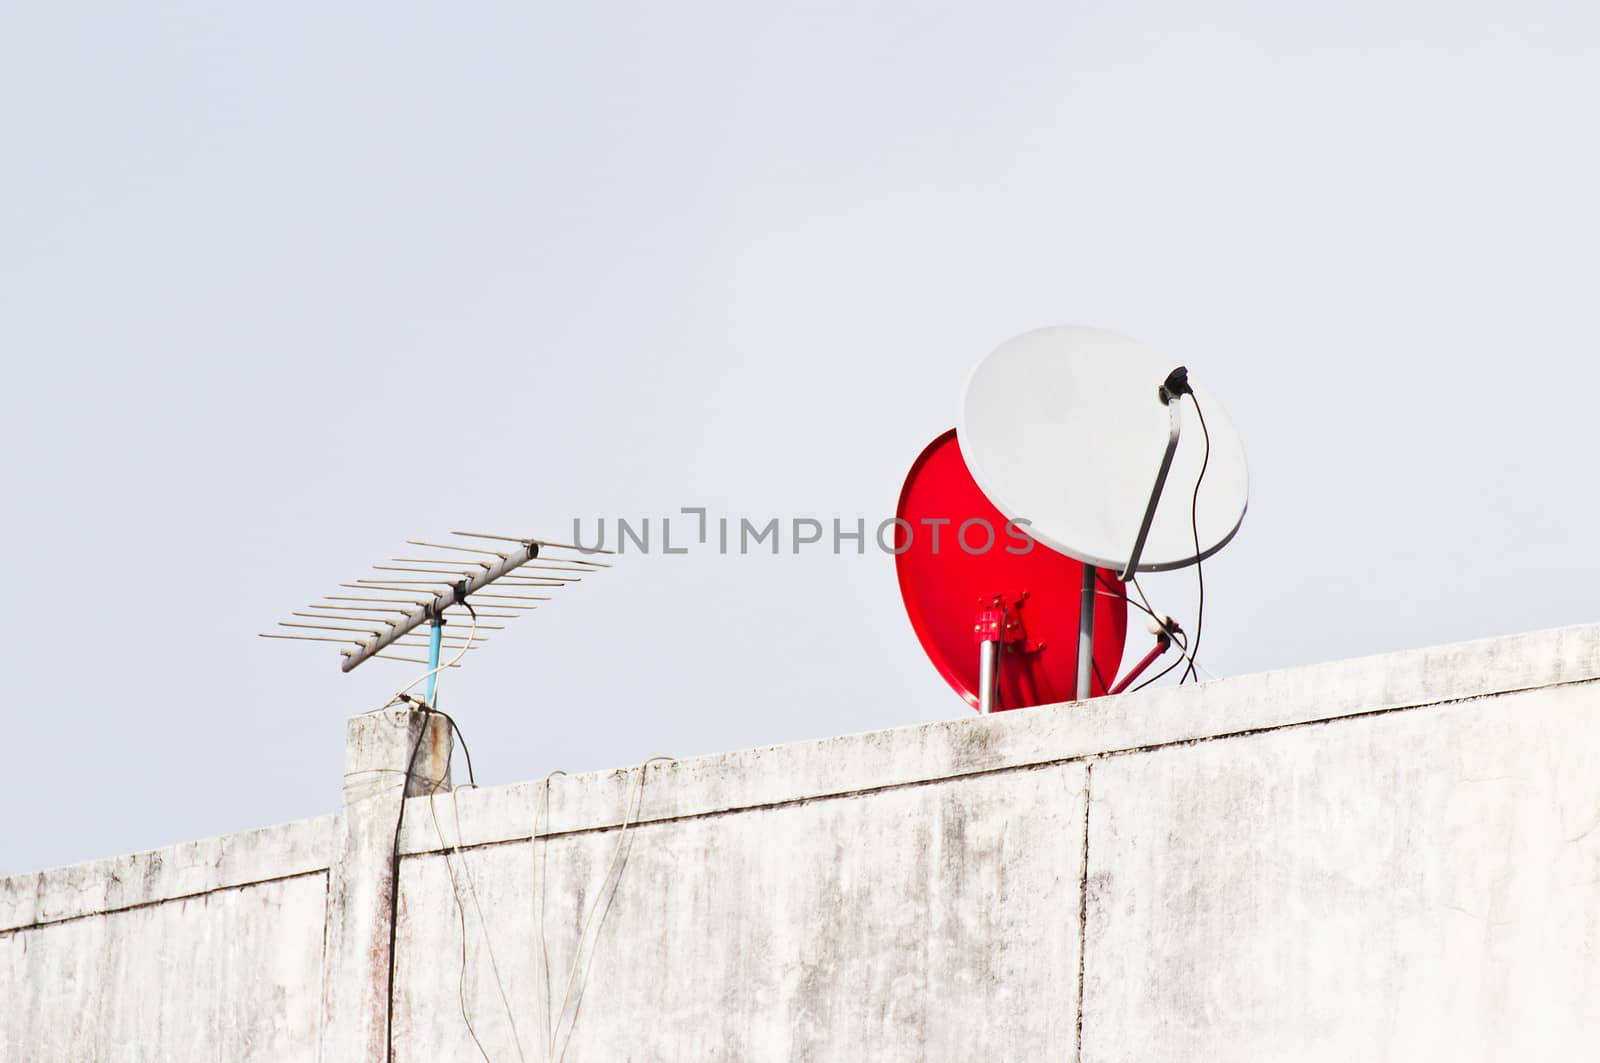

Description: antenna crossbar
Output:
[340,539,543,672]
[263,529,612,680]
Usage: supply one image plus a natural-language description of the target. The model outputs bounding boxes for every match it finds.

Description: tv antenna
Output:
[261,530,614,707]
[958,326,1249,701]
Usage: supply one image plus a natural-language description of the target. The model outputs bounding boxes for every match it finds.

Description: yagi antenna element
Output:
[262,530,614,701]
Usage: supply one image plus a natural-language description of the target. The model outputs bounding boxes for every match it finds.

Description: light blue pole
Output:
[426,618,443,707]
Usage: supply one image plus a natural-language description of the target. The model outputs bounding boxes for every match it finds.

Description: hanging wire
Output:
[369,606,481,716]
[547,756,677,1063]
[1094,585,1195,691]
[425,711,529,1063]
[532,769,569,1057]
[379,602,485,1062]
[1180,395,1212,684]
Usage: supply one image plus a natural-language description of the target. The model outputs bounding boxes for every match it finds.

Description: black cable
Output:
[385,707,432,1063]
[1131,648,1187,692]
[1180,395,1212,684]
[1129,575,1159,627]
[1092,587,1192,692]
[380,602,486,1061]
[1094,588,1183,645]
[993,601,1007,710]
[1089,573,1109,694]
[434,710,478,788]
[454,627,480,789]
[437,603,481,788]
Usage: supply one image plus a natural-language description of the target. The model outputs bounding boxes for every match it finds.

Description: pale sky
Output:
[3,2,1596,874]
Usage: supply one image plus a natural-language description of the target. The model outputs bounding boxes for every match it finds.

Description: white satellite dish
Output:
[959,326,1248,575]
[958,325,1249,700]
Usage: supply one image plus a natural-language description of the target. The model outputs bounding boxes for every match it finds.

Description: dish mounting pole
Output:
[426,618,444,707]
[977,639,998,713]
[974,595,1006,713]
[1076,565,1096,700]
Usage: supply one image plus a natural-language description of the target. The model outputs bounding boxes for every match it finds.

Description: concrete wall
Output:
[4,623,1599,1061]
[0,819,331,1061]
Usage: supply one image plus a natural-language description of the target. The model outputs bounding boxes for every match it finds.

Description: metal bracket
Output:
[974,592,1033,714]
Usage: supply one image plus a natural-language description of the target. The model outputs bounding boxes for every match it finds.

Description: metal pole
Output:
[1077,565,1097,700]
[1108,633,1170,695]
[977,638,998,714]
[426,618,443,707]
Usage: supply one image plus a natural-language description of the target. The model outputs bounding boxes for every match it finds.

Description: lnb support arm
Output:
[1119,366,1190,581]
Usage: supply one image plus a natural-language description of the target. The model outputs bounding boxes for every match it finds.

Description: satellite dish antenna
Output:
[895,430,1129,713]
[261,530,614,708]
[958,326,1248,698]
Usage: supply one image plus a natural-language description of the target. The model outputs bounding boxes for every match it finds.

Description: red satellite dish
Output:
[895,429,1128,711]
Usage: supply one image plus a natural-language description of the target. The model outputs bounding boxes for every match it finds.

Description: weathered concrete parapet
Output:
[341,705,453,805]
[319,708,452,1063]
[3,623,1598,1061]
[386,623,1600,1060]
